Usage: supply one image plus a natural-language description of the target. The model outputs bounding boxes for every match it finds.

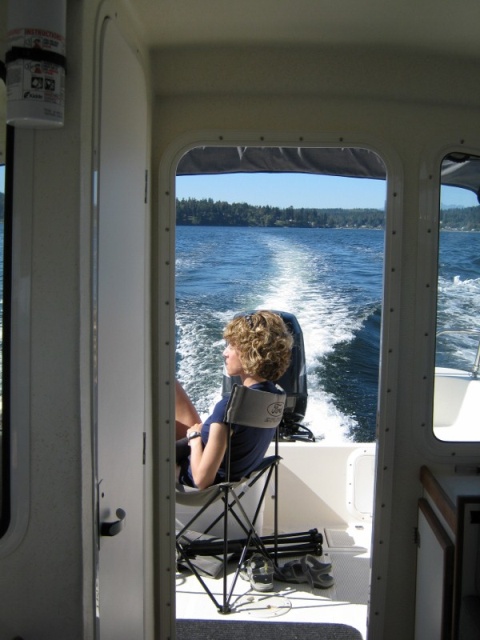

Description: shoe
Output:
[275,554,334,589]
[282,554,332,575]
[275,560,309,584]
[246,553,274,592]
[301,554,335,588]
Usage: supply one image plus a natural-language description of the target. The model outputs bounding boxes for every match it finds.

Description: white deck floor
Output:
[176,524,371,638]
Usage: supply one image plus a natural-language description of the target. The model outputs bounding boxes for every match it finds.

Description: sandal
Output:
[301,554,335,589]
[275,555,334,589]
[275,560,310,585]
[244,554,274,592]
[282,554,332,575]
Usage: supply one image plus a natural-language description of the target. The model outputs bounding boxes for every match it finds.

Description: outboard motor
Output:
[222,310,314,441]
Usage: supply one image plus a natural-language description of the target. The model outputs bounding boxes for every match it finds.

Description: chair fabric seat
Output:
[175,454,280,506]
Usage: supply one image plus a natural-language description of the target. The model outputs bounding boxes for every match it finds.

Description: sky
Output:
[176,173,388,209]
[176,172,478,210]
[1,165,477,208]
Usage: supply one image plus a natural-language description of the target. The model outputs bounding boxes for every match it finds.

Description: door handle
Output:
[100,508,126,537]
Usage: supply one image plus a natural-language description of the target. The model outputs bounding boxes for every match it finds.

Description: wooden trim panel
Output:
[420,466,457,534]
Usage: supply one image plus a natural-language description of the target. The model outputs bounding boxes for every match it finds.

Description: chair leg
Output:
[176,462,281,613]
[175,540,224,611]
[221,484,231,614]
[202,464,276,541]
[176,485,235,614]
[274,458,279,564]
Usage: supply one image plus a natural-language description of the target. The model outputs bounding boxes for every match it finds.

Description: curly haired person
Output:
[176,311,293,489]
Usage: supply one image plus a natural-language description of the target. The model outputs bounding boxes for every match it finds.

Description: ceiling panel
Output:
[127,0,480,58]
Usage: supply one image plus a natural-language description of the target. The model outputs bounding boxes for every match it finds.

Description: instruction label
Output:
[7,28,66,124]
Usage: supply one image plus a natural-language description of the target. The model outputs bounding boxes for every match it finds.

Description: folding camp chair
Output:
[175,383,286,614]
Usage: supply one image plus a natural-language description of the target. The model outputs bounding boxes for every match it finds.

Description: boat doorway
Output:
[172,143,387,635]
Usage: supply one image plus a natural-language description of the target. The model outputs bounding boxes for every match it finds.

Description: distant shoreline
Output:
[176,198,480,231]
[177,223,480,232]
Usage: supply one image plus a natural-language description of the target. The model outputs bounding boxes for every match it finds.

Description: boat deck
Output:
[176,523,371,639]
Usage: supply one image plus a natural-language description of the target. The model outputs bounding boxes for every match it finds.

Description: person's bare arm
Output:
[187,422,228,489]
[175,380,201,439]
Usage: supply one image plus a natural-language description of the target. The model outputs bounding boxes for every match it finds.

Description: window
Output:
[433,153,480,442]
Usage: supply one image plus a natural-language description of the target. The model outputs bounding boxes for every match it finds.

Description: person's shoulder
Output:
[252,381,284,394]
[216,393,230,405]
[212,394,229,414]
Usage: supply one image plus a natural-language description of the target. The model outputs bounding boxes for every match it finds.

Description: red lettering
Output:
[24,28,64,41]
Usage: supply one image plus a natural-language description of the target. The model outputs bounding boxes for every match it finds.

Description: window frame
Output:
[157,129,405,638]
[414,142,480,458]
[0,124,13,537]
[0,127,33,553]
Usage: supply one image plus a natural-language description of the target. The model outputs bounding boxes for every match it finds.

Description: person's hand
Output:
[186,423,203,442]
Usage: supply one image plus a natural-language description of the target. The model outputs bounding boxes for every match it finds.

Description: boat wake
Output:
[175,227,384,443]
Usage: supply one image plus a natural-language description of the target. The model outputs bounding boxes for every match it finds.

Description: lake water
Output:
[175,226,480,443]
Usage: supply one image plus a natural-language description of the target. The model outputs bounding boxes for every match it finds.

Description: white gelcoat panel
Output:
[95,17,148,640]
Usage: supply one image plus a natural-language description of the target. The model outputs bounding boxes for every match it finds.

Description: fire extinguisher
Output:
[6,0,67,128]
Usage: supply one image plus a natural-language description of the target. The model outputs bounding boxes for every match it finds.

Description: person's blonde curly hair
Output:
[223,311,293,381]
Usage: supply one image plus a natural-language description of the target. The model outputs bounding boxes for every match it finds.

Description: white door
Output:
[95,17,149,639]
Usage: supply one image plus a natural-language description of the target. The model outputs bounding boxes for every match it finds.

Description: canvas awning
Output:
[177,146,480,203]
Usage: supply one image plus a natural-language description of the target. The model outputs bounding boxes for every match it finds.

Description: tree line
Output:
[439,206,480,231]
[1,194,479,229]
[177,197,480,230]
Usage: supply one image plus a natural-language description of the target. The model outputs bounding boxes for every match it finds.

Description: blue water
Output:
[436,232,480,371]
[175,226,480,443]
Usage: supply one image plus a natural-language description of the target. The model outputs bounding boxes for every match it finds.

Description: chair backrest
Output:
[223,383,285,483]
[224,384,286,429]
[222,310,308,425]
